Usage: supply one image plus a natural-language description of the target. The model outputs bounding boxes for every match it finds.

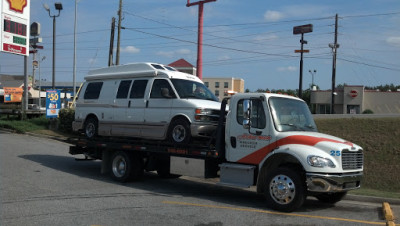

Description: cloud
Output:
[386,36,400,47]
[88,58,97,64]
[120,46,140,53]
[254,34,279,42]
[264,10,284,22]
[277,66,297,72]
[156,49,192,58]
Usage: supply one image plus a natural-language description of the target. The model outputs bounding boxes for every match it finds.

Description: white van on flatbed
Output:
[72,62,221,144]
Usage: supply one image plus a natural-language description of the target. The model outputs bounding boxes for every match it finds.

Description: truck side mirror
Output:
[243,99,251,129]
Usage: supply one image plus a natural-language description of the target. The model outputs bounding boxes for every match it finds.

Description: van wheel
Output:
[168,118,191,144]
[315,192,347,204]
[84,117,98,139]
[110,151,143,182]
[264,167,306,212]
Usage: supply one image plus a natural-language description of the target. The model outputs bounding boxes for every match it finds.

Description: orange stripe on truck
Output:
[237,135,353,165]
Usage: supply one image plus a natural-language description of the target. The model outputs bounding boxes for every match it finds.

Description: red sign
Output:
[349,90,358,98]
[3,43,26,55]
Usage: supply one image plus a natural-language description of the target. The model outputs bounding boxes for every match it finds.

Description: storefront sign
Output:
[3,86,22,102]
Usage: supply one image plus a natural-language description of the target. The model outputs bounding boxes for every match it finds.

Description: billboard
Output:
[4,86,23,102]
[46,90,61,118]
[1,0,30,56]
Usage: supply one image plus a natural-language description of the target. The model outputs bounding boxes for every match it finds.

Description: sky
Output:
[1,0,400,92]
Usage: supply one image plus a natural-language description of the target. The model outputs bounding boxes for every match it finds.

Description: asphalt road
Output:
[0,130,398,226]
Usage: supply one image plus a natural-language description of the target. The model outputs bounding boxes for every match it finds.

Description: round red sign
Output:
[349,90,358,98]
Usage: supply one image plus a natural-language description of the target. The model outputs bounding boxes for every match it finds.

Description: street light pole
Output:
[308,69,316,89]
[43,3,63,90]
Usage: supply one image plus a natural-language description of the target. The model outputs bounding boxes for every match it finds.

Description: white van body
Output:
[72,63,221,143]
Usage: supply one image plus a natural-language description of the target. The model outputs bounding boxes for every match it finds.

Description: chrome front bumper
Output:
[306,172,363,192]
[191,122,218,137]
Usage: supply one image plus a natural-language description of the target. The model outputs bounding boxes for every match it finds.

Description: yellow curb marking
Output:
[163,200,386,225]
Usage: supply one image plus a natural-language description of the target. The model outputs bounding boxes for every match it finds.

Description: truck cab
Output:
[219,93,363,211]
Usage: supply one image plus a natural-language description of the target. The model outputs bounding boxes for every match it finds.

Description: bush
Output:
[58,108,75,133]
[362,109,374,114]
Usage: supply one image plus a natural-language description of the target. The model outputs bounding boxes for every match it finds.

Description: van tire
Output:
[264,167,306,212]
[168,118,191,144]
[84,117,98,139]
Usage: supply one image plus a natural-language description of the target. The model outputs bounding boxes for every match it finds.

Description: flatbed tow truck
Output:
[69,93,363,212]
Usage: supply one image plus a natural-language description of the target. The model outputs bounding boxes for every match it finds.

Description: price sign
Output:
[1,0,30,56]
[46,90,61,118]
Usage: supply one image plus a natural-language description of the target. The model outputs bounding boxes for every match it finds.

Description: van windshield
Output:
[269,97,317,132]
[171,79,219,102]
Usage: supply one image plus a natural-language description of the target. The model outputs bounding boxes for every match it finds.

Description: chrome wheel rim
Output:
[269,174,296,205]
[85,123,95,138]
[112,155,127,178]
[172,125,186,142]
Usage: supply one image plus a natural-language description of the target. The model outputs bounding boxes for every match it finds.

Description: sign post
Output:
[1,0,31,119]
[293,24,313,99]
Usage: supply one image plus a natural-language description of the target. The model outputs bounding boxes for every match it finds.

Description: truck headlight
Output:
[307,155,336,168]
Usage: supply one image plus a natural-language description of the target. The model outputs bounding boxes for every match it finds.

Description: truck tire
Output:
[84,117,98,139]
[264,167,306,212]
[315,192,347,204]
[110,151,143,182]
[168,118,191,144]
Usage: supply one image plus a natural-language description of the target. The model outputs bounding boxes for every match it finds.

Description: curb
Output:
[345,194,400,206]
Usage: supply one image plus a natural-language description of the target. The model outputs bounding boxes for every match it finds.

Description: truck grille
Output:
[342,149,363,170]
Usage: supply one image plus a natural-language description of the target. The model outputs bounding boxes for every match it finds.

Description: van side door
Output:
[112,80,133,136]
[226,97,272,163]
[142,79,176,139]
[126,79,149,134]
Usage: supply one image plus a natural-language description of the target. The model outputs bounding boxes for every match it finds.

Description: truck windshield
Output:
[269,97,317,132]
[171,79,219,102]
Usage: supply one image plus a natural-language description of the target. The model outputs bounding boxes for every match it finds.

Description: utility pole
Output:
[330,14,339,114]
[186,0,216,80]
[109,17,116,67]
[116,0,122,65]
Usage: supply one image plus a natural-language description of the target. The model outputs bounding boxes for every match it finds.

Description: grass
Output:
[0,115,49,133]
[315,117,400,198]
[1,115,399,199]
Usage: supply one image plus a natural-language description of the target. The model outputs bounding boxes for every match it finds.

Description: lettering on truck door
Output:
[227,98,272,163]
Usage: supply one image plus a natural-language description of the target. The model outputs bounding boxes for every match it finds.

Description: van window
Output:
[84,82,103,99]
[130,80,148,99]
[150,79,175,98]
[116,80,132,99]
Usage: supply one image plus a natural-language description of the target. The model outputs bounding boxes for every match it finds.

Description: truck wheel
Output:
[110,151,143,182]
[315,192,347,204]
[264,167,306,212]
[168,118,191,144]
[84,117,98,139]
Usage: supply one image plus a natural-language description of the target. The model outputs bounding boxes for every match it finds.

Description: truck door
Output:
[226,97,272,164]
[142,79,175,139]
